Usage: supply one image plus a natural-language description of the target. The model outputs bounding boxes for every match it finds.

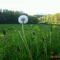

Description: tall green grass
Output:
[0,24,60,60]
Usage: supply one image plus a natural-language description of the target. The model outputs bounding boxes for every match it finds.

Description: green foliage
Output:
[0,9,60,24]
[28,16,38,24]
[38,13,60,24]
[0,24,60,60]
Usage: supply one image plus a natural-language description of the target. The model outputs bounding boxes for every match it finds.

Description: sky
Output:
[0,0,60,15]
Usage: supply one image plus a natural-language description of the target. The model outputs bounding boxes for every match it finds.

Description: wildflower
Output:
[18,15,28,24]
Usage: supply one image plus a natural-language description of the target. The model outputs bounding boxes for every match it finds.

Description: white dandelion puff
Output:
[18,15,28,24]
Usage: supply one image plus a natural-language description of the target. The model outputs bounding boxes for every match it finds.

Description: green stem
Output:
[22,24,33,60]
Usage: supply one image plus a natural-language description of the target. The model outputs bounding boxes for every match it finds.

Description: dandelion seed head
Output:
[18,15,28,24]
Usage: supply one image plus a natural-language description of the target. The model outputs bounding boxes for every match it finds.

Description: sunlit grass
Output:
[0,24,60,60]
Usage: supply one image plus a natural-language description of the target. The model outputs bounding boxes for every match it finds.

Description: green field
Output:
[0,24,60,60]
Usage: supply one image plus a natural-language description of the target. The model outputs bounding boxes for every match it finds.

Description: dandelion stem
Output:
[22,24,33,60]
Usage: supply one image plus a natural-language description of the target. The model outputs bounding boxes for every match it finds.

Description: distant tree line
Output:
[38,13,60,24]
[0,9,60,24]
[0,9,38,24]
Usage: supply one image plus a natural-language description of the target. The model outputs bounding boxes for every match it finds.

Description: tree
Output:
[28,16,38,24]
[0,9,38,24]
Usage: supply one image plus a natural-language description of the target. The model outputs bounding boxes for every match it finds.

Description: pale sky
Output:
[0,0,60,15]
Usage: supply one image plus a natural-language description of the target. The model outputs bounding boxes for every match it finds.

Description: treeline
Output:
[0,9,60,24]
[38,13,60,24]
[0,9,38,24]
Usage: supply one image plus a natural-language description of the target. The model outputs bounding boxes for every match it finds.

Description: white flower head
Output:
[18,15,28,24]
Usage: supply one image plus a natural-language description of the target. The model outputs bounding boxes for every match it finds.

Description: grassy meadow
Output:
[0,24,60,60]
